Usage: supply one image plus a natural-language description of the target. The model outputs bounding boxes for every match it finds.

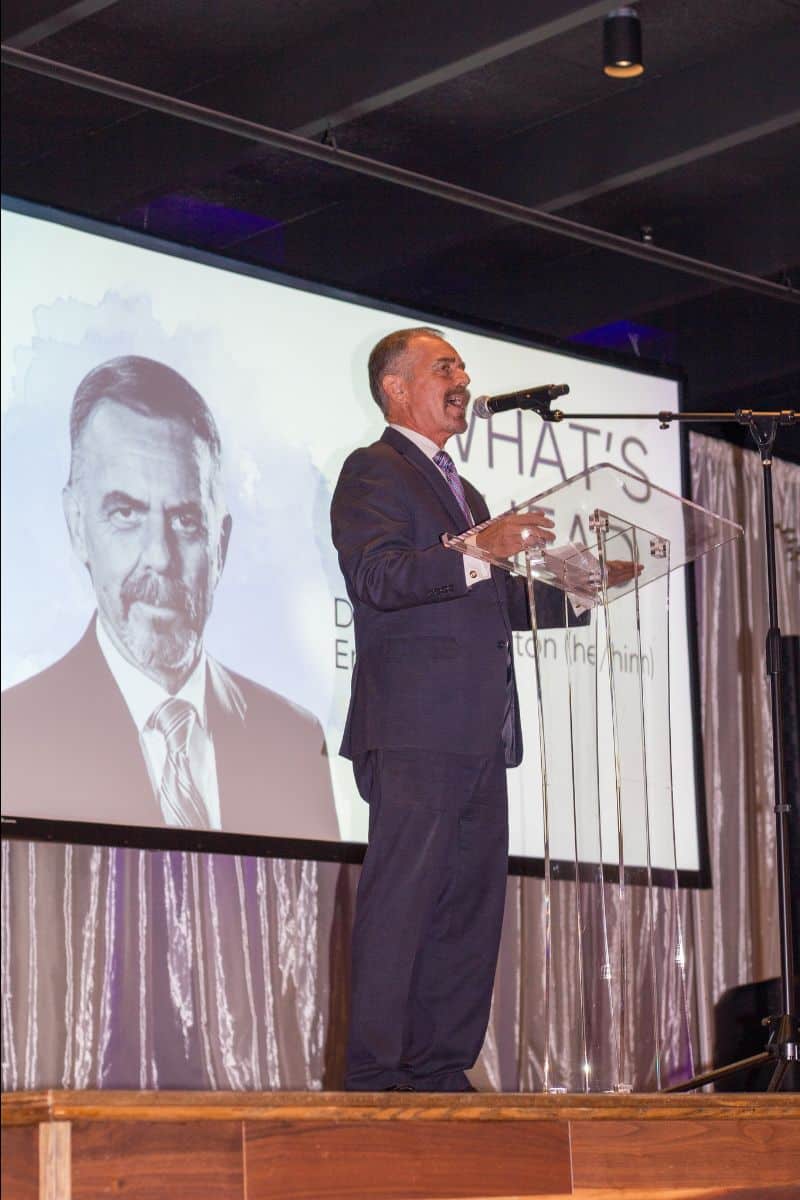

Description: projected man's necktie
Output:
[433,449,472,525]
[148,697,211,828]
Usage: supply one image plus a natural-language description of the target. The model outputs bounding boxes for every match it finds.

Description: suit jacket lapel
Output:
[380,427,472,532]
[73,621,163,824]
[205,658,249,828]
[378,430,513,612]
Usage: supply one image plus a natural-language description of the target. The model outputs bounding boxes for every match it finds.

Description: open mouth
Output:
[446,392,468,413]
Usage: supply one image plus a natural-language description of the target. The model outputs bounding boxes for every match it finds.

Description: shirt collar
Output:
[388,424,444,463]
[95,616,208,733]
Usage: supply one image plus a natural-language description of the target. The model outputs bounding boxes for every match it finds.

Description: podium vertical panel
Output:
[599,521,665,1090]
[527,585,596,1092]
[444,464,742,1091]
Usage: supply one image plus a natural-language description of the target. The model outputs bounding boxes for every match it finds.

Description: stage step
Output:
[3,1090,798,1199]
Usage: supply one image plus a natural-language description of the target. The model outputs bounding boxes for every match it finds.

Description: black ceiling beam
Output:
[346,27,800,283]
[3,0,81,41]
[3,0,120,49]
[233,29,800,295]
[482,29,800,211]
[4,43,797,308]
[443,175,800,340]
[268,0,611,140]
[228,147,800,333]
[1,0,609,212]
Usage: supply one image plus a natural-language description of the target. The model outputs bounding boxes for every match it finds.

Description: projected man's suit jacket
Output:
[1,621,339,840]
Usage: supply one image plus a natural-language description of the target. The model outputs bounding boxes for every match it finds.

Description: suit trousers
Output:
[345,744,509,1092]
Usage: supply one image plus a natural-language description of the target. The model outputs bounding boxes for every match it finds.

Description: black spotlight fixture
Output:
[603,6,644,78]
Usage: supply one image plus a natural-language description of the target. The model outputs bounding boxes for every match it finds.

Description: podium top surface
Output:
[445,463,742,604]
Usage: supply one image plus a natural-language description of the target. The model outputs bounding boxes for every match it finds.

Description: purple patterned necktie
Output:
[148,697,211,828]
[433,449,472,525]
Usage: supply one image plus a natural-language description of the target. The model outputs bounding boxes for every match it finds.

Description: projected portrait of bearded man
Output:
[1,355,339,840]
[64,359,230,693]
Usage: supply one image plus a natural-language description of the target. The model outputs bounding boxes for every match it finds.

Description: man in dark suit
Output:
[2,355,338,841]
[331,327,558,1092]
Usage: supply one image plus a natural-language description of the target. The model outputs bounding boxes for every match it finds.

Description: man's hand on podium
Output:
[474,510,555,559]
[540,547,645,611]
[605,560,645,589]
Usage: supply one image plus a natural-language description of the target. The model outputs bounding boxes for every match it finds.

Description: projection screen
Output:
[0,199,706,879]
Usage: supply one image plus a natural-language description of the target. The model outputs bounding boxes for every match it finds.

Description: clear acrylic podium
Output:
[445,464,742,1091]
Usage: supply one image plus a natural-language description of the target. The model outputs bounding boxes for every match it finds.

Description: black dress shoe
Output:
[384,1084,416,1091]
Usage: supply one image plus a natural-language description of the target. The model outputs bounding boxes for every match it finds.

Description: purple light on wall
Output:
[121,194,285,262]
[571,319,676,364]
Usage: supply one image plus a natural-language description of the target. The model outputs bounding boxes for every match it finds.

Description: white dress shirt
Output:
[95,619,222,830]
[389,425,492,587]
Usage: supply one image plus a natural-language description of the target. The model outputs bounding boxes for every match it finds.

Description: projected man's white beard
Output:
[105,567,210,684]
[125,620,198,676]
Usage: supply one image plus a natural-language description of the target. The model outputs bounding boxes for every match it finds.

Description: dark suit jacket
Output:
[331,427,566,766]
[1,620,339,840]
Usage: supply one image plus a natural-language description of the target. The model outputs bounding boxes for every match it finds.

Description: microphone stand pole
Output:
[530,398,799,1092]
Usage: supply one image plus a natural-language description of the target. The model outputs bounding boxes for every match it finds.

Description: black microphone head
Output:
[551,383,570,399]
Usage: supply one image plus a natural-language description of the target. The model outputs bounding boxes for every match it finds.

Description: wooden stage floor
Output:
[3,1089,799,1199]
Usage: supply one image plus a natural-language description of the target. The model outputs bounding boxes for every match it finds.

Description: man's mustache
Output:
[122,572,198,622]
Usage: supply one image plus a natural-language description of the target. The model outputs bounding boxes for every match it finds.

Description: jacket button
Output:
[497,640,508,650]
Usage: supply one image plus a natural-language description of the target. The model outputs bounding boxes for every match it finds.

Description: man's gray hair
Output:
[367,327,443,415]
[69,355,222,484]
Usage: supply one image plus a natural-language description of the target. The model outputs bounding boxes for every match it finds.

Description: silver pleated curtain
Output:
[686,432,799,1060]
[3,433,798,1092]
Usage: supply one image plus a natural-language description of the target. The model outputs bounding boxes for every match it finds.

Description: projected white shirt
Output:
[389,424,491,586]
[95,618,222,830]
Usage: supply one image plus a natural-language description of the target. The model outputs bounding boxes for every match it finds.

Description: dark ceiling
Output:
[2,0,799,460]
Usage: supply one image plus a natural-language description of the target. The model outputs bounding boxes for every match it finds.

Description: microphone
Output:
[473,383,570,419]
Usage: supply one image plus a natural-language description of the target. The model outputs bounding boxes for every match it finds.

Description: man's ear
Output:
[62,485,89,566]
[218,513,233,575]
[381,372,406,421]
